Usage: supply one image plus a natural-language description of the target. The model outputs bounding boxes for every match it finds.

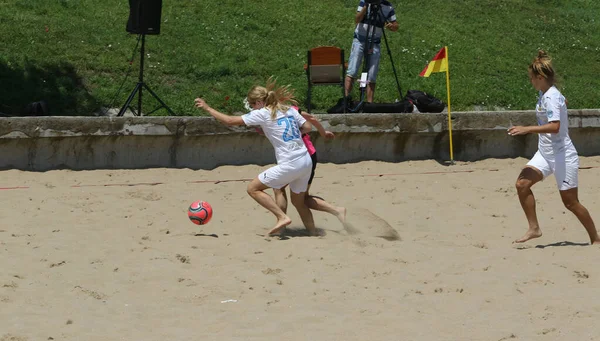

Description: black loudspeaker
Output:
[126,0,162,35]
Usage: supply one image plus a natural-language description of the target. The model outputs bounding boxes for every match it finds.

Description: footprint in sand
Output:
[1,334,28,341]
[573,270,589,283]
[125,190,162,201]
[538,327,556,335]
[74,286,106,301]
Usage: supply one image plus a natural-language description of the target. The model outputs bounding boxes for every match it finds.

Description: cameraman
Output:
[344,0,398,104]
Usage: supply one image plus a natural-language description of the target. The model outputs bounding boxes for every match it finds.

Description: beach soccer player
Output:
[269,106,348,229]
[508,50,600,245]
[194,78,319,236]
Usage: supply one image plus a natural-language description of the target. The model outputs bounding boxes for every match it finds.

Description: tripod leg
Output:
[307,84,312,113]
[138,81,143,116]
[142,83,176,115]
[118,82,142,117]
[378,6,403,99]
[382,30,402,98]
[118,34,174,116]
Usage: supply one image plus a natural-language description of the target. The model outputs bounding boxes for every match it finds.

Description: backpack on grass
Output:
[405,90,445,113]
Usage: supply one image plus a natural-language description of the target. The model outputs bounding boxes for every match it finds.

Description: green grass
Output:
[1,0,599,116]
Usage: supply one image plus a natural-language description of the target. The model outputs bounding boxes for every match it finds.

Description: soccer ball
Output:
[188,201,213,225]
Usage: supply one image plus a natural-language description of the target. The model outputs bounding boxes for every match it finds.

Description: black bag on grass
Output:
[22,100,49,116]
[405,90,445,113]
[362,100,413,113]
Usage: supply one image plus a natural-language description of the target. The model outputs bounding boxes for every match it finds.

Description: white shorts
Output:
[526,150,579,190]
[258,153,312,194]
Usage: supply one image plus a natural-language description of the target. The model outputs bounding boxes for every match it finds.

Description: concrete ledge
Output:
[1,109,600,171]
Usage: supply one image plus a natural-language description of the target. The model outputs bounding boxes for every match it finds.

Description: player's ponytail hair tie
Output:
[263,76,298,120]
[529,49,555,83]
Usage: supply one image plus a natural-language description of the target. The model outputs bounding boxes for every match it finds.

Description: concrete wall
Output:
[1,109,600,171]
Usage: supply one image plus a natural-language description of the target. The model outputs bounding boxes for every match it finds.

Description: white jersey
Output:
[242,107,308,164]
[535,86,576,158]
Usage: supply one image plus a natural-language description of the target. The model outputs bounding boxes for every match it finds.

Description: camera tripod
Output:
[118,34,175,116]
[348,0,403,113]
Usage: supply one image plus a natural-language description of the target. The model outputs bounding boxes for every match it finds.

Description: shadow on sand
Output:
[535,241,589,249]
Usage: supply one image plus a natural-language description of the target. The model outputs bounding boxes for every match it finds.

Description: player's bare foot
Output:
[306,228,322,237]
[335,207,347,224]
[513,228,542,243]
[336,207,359,235]
[591,239,600,245]
[267,216,292,237]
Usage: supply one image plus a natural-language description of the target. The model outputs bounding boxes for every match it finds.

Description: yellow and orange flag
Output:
[419,47,448,77]
[419,46,454,164]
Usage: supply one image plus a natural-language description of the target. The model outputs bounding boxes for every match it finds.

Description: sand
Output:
[2,157,600,341]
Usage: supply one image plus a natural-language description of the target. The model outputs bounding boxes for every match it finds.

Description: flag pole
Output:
[444,46,454,165]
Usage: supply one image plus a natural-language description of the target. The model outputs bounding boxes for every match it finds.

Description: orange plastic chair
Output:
[303,46,348,113]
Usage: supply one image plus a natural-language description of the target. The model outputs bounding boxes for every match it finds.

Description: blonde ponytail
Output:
[263,76,298,120]
[245,77,298,119]
[529,49,556,83]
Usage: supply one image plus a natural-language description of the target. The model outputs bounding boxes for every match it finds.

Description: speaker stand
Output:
[118,34,174,116]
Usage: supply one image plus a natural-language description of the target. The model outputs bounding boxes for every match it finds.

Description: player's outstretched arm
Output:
[508,121,559,136]
[300,112,335,139]
[194,98,245,126]
[299,120,313,135]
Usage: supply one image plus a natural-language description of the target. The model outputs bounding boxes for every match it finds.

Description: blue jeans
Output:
[346,37,381,83]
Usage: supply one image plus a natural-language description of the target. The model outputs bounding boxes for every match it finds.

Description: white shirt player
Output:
[242,107,308,164]
[535,85,575,158]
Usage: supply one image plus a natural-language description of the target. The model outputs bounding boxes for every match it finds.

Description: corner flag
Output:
[420,46,454,164]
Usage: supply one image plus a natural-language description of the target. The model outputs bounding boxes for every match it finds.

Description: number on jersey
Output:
[277,116,301,142]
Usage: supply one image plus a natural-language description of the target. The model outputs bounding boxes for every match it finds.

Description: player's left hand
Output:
[324,131,335,139]
[507,126,529,136]
[194,98,208,109]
